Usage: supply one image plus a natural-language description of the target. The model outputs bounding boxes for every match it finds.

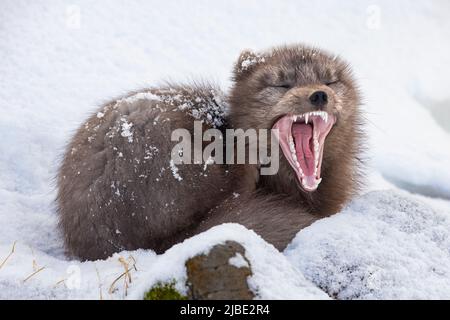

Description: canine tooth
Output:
[305,114,309,124]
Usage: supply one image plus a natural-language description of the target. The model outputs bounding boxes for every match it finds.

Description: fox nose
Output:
[309,91,328,108]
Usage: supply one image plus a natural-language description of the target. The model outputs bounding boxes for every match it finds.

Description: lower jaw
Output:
[301,176,322,191]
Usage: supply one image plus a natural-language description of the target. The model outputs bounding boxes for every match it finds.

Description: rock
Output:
[185,241,254,300]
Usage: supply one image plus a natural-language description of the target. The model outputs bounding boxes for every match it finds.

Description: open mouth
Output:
[273,111,336,192]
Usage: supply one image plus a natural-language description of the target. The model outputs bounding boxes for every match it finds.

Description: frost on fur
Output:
[235,50,266,77]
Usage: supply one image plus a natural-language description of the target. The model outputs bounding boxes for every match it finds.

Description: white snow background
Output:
[1,0,450,299]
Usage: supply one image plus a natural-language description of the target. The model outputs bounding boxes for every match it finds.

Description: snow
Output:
[286,190,450,299]
[169,159,183,181]
[1,0,450,299]
[120,117,134,143]
[119,92,162,104]
[238,52,266,73]
[0,225,327,299]
[228,253,249,269]
[127,224,329,300]
[159,89,227,128]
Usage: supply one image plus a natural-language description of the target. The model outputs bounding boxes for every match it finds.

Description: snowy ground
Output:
[1,0,450,299]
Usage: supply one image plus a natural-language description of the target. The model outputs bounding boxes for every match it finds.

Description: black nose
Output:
[309,91,328,108]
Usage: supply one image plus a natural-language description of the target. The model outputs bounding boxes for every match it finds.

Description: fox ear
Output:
[233,50,266,81]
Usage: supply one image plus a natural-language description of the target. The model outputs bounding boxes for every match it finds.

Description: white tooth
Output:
[305,113,309,124]
[292,153,297,161]
[316,178,322,185]
[289,138,295,153]
[324,113,328,123]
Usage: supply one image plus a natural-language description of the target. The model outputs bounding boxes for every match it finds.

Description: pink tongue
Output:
[292,123,315,176]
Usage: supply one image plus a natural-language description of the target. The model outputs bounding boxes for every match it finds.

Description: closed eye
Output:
[272,84,291,89]
[325,80,339,86]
